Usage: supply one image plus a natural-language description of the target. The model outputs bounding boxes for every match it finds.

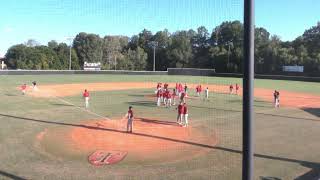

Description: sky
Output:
[0,0,319,57]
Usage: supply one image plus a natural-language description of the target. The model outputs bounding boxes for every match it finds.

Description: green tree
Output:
[124,47,148,70]
[167,31,193,68]
[73,32,103,67]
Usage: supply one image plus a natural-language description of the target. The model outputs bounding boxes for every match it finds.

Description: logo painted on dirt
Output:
[88,150,127,166]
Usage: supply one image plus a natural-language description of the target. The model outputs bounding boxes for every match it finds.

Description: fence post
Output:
[243,0,255,179]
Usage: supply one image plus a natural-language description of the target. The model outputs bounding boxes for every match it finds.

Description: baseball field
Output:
[0,74,319,180]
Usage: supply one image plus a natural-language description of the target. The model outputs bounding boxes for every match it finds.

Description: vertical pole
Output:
[114,55,117,70]
[153,47,156,71]
[228,43,230,64]
[243,0,254,179]
[69,45,72,70]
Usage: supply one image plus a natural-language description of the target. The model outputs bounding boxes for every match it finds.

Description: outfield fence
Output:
[1,69,320,82]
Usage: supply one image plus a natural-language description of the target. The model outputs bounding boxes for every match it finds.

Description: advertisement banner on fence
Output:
[282,66,304,72]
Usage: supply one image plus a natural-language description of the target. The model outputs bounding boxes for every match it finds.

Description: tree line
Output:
[4,21,320,73]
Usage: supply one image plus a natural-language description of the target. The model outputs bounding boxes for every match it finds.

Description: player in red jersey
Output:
[180,91,186,103]
[229,84,234,94]
[182,103,189,127]
[160,88,164,104]
[164,83,169,90]
[83,89,90,108]
[235,84,240,94]
[175,83,179,93]
[172,88,177,105]
[163,89,168,106]
[21,84,27,95]
[176,102,184,125]
[126,106,134,133]
[166,90,172,107]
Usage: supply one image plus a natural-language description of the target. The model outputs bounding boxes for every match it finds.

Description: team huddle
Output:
[155,82,209,127]
[19,81,280,133]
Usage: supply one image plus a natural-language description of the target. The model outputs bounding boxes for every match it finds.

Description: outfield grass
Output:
[1,74,320,95]
[0,74,319,180]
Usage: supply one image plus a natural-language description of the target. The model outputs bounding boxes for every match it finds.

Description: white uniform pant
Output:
[183,114,189,126]
[33,85,38,91]
[166,98,172,107]
[127,118,133,132]
[275,98,280,107]
[157,97,161,106]
[85,97,89,108]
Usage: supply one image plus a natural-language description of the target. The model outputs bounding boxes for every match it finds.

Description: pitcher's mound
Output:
[70,118,217,161]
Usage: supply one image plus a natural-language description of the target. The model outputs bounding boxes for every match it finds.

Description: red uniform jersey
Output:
[83,91,89,97]
[183,105,188,114]
[156,90,161,97]
[179,84,183,92]
[167,91,172,98]
[128,109,133,118]
[177,104,183,114]
[163,91,168,98]
[21,84,27,90]
[230,85,233,89]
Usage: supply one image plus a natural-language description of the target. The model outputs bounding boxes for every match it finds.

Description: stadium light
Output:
[149,41,158,71]
[227,41,233,65]
[66,37,73,70]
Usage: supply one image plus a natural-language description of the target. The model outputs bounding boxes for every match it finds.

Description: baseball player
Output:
[197,84,202,97]
[235,84,239,94]
[180,91,186,103]
[195,85,199,96]
[274,90,280,108]
[182,103,189,127]
[157,82,161,89]
[156,89,161,106]
[175,83,179,93]
[164,83,169,90]
[163,89,168,106]
[166,90,172,107]
[126,106,134,133]
[176,102,184,125]
[229,84,234,94]
[204,87,209,100]
[32,81,38,91]
[172,88,177,105]
[160,88,164,103]
[21,84,27,95]
[178,83,183,98]
[83,89,90,108]
[184,83,188,94]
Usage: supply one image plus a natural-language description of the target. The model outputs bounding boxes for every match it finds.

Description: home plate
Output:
[88,150,127,166]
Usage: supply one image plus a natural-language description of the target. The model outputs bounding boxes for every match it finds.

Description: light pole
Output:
[227,41,233,65]
[149,41,158,71]
[66,37,73,70]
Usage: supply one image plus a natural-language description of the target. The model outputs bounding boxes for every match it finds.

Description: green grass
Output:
[0,74,319,180]
[1,74,320,95]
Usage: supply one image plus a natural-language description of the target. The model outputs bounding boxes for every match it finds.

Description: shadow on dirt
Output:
[302,108,320,118]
